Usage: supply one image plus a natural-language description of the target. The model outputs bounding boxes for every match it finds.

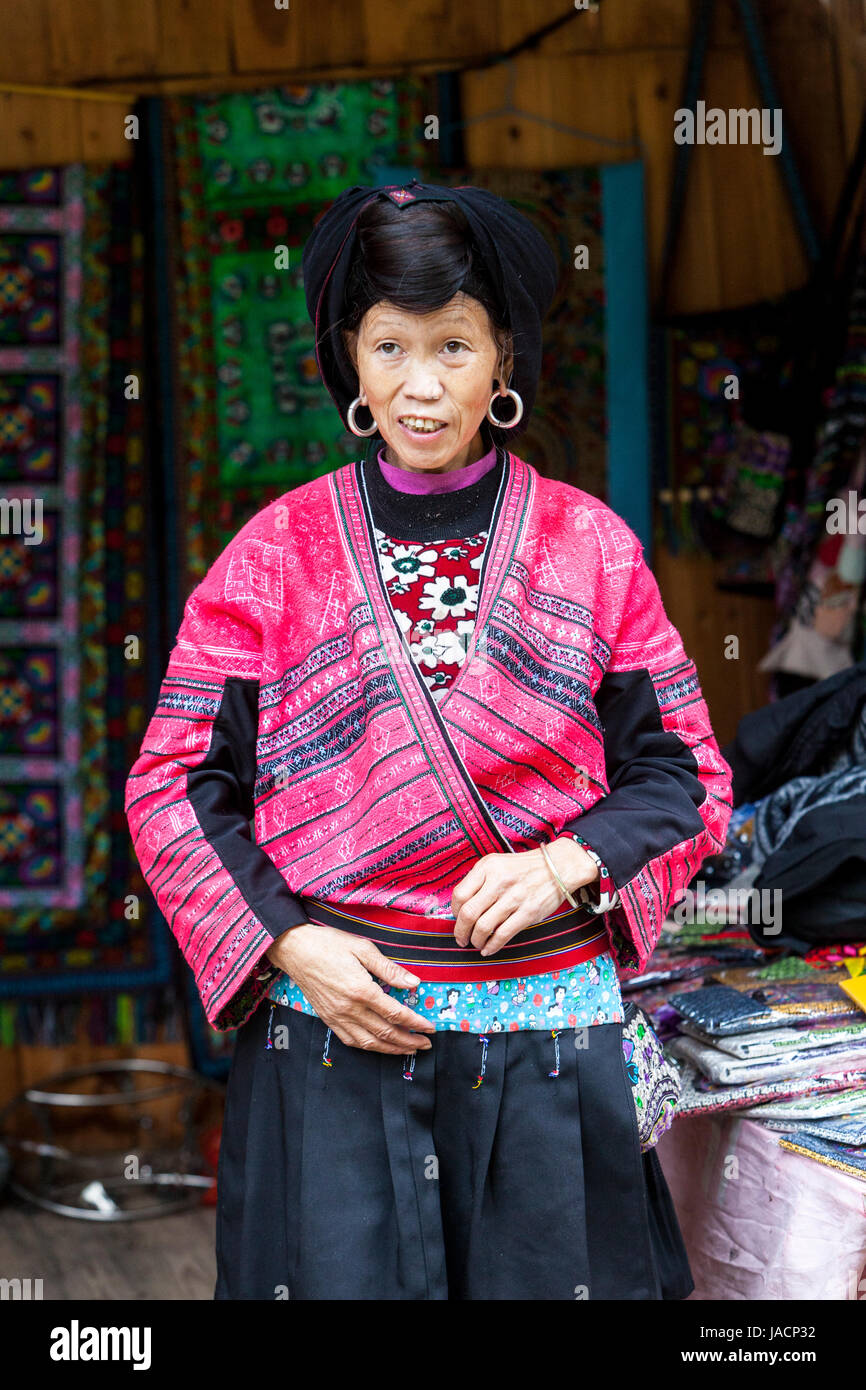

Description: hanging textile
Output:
[0,163,176,1045]
[162,77,441,599]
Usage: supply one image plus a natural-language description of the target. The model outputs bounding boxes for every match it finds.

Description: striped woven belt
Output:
[297,895,609,982]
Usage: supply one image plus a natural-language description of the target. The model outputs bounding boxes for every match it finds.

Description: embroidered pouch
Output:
[720,420,790,538]
[622,1000,681,1152]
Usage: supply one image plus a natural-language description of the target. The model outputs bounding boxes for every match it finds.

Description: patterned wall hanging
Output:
[0,163,175,1045]
[163,77,441,601]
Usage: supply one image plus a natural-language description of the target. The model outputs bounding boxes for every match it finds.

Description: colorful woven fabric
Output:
[804,941,866,972]
[794,1113,866,1144]
[709,967,858,1016]
[166,78,437,588]
[0,165,87,908]
[0,164,173,1042]
[622,1001,681,1151]
[739,1086,866,1122]
[778,1132,866,1180]
[670,1033,866,1087]
[672,1060,866,1116]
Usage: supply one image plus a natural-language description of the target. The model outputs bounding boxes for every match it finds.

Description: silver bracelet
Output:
[539,842,579,908]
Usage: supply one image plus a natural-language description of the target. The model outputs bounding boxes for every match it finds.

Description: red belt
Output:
[298,894,609,982]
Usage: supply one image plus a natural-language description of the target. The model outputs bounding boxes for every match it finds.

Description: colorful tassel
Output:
[322,1026,334,1067]
[548,1028,562,1078]
[402,1053,416,1082]
[472,1034,490,1088]
[265,1003,276,1050]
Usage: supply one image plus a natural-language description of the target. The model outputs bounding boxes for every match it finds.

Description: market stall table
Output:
[657,1112,866,1300]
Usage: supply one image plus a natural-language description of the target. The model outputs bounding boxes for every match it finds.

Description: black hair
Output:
[341,198,511,363]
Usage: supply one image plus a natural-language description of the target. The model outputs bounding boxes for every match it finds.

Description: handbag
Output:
[621,998,681,1152]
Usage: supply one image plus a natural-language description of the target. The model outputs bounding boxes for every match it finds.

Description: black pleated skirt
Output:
[214,1002,693,1301]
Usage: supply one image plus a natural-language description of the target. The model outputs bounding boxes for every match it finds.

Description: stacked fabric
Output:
[621,665,866,1176]
[658,968,866,1178]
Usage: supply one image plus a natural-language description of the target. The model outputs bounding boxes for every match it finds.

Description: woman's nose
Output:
[403,367,443,399]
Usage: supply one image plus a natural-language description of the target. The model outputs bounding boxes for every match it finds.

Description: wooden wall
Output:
[0,0,864,1100]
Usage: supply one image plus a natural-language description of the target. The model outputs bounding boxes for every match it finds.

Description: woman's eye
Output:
[443,340,467,354]
[376,342,400,355]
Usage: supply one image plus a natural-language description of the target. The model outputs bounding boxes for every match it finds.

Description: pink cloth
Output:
[657,1114,866,1299]
[377,445,497,494]
[125,452,732,1030]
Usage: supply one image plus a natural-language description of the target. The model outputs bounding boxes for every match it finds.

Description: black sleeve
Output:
[562,669,709,889]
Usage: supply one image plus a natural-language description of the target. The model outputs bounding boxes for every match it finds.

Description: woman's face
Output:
[348,294,512,473]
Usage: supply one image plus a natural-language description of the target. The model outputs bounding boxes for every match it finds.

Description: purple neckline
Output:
[377,445,497,495]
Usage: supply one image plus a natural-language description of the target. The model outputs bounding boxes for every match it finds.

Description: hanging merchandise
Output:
[760,442,866,679]
[650,0,846,591]
[761,245,866,682]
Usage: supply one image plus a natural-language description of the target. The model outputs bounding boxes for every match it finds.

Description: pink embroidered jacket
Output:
[125,453,733,1030]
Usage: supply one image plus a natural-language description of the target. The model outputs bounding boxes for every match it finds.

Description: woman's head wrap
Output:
[302,180,559,437]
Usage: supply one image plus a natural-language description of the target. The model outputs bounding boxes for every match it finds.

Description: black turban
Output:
[301,179,559,438]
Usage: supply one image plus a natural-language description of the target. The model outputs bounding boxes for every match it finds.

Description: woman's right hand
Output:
[266,922,436,1055]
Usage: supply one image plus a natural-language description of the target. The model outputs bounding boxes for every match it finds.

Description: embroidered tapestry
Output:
[0,163,175,1044]
[165,78,441,592]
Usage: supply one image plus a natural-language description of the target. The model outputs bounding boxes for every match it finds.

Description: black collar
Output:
[361,441,505,542]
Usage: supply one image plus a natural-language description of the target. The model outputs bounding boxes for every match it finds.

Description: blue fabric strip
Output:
[601,160,652,556]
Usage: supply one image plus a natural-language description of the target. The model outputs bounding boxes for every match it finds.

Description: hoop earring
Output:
[347,396,378,437]
[486,387,524,430]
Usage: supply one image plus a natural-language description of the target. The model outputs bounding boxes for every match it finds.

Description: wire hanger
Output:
[437,59,645,160]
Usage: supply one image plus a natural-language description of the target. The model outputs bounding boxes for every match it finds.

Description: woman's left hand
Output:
[450,838,600,956]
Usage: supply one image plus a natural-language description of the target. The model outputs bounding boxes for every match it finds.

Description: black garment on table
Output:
[722,660,866,803]
[746,789,866,951]
[215,1002,693,1302]
[719,662,866,951]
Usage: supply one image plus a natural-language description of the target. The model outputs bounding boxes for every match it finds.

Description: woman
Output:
[126,180,733,1301]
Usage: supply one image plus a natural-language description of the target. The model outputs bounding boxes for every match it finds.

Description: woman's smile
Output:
[397,414,449,440]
